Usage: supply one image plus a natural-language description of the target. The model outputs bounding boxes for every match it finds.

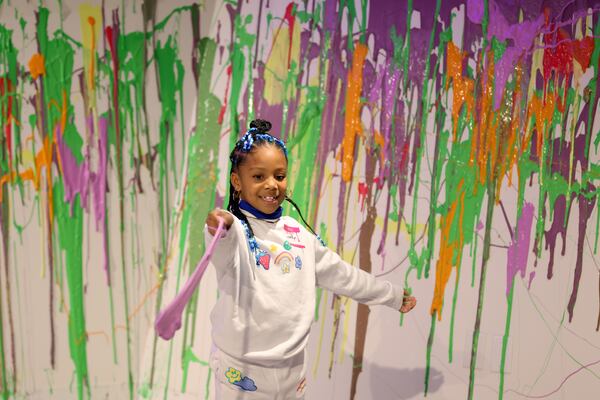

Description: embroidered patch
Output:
[283,240,292,250]
[275,251,294,274]
[225,367,241,383]
[269,244,278,253]
[283,224,301,241]
[225,367,257,391]
[295,256,302,269]
[296,377,307,397]
[258,251,270,270]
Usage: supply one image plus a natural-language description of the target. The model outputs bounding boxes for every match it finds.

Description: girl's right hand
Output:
[206,209,234,232]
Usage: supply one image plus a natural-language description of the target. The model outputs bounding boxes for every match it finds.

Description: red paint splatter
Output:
[572,36,594,72]
[542,25,573,81]
[398,142,410,172]
[0,77,13,165]
[218,65,232,125]
[283,3,296,69]
[373,176,384,190]
[358,182,368,211]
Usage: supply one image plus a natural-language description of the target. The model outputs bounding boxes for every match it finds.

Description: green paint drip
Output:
[402,0,412,91]
[204,367,212,400]
[0,19,18,399]
[424,314,436,396]
[406,0,441,282]
[471,233,478,287]
[180,346,209,392]
[106,14,135,399]
[587,21,600,155]
[155,36,184,182]
[151,37,221,394]
[448,263,461,363]
[229,12,255,149]
[468,182,496,400]
[498,280,515,400]
[54,182,90,399]
[287,86,323,220]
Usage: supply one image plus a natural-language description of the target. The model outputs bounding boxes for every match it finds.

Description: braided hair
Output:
[228,119,323,264]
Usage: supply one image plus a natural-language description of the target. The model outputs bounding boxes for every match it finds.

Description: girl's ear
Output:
[231,172,242,192]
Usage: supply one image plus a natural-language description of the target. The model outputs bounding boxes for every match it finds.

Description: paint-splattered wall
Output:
[1,0,599,399]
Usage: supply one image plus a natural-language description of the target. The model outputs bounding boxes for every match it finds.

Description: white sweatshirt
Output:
[205,210,404,367]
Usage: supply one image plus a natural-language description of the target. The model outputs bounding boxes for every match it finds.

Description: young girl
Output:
[205,119,416,399]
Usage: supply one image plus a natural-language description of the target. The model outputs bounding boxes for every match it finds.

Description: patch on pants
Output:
[225,367,257,392]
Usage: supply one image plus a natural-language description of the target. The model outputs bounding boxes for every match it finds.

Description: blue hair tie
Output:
[229,128,288,166]
[232,127,288,163]
[241,128,258,152]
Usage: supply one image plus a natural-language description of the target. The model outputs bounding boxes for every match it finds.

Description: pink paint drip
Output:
[506,202,534,296]
[155,218,225,340]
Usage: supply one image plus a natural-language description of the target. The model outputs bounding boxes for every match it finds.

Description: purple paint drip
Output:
[155,218,225,340]
[467,0,485,24]
[57,116,111,285]
[506,202,534,296]
[56,126,90,212]
[381,61,401,181]
[490,5,544,109]
[366,0,407,57]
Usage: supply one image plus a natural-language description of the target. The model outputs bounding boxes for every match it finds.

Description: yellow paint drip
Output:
[79,4,102,107]
[264,22,301,105]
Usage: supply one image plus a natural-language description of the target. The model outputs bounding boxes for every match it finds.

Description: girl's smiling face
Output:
[231,144,288,214]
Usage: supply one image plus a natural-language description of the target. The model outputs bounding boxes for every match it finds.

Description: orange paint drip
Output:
[28,53,46,80]
[341,42,368,182]
[476,51,497,186]
[61,90,68,133]
[446,42,463,88]
[505,65,523,188]
[452,78,475,141]
[1,135,58,221]
[469,53,485,168]
[430,180,465,319]
[496,64,524,199]
[374,130,385,164]
[446,42,475,142]
[528,89,555,158]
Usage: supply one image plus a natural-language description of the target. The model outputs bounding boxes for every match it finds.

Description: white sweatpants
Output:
[209,346,307,400]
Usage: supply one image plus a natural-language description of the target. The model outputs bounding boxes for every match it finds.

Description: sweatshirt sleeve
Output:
[314,237,404,310]
[203,212,240,270]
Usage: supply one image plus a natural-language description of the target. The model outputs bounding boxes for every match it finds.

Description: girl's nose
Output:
[265,176,277,189]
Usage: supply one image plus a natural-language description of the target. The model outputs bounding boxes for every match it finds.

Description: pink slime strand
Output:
[155,217,225,340]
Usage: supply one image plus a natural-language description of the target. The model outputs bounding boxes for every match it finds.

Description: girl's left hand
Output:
[400,291,416,313]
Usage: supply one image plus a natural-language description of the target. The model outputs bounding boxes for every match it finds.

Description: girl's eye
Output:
[253,175,263,180]
[276,175,286,181]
